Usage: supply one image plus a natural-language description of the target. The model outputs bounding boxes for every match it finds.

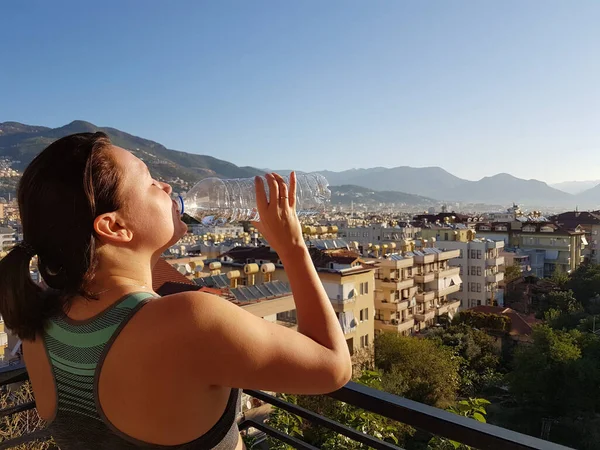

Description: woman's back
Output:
[24,290,243,449]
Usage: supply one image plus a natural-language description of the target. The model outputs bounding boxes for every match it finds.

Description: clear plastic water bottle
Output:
[174,173,330,225]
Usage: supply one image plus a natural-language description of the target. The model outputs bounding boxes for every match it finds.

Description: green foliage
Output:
[566,263,600,312]
[265,370,414,449]
[426,324,502,397]
[507,325,600,416]
[453,310,511,332]
[504,262,523,282]
[427,398,491,450]
[375,333,460,408]
[550,266,570,290]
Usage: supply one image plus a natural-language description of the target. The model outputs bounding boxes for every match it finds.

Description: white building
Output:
[436,239,505,309]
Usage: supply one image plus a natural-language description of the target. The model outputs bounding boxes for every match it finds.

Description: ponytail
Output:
[0,244,61,340]
[0,132,121,341]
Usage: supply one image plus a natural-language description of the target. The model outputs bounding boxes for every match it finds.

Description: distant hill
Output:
[444,173,575,206]
[330,184,438,206]
[318,166,465,199]
[574,184,600,208]
[552,180,600,195]
[317,167,577,207]
[0,120,262,189]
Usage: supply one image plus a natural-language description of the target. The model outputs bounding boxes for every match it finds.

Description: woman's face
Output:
[109,145,188,254]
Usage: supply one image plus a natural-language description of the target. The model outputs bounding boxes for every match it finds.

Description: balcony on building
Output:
[376,317,415,333]
[375,292,413,312]
[435,266,460,279]
[436,299,461,316]
[437,283,461,297]
[486,271,504,283]
[416,290,435,303]
[415,307,436,322]
[414,271,435,283]
[379,277,415,291]
[486,256,505,267]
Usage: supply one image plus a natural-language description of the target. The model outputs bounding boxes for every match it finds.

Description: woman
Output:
[0,132,352,449]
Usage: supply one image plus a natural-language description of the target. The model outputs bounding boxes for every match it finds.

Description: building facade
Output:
[420,226,505,308]
[369,247,462,336]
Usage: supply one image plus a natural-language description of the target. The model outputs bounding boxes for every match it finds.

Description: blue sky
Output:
[1,1,599,183]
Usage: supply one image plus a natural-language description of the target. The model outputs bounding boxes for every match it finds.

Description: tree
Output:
[375,333,460,408]
[453,311,511,333]
[263,370,414,450]
[426,324,502,397]
[509,325,583,415]
[428,398,491,450]
[504,263,523,283]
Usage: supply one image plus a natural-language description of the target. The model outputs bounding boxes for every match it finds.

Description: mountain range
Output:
[0,120,597,208]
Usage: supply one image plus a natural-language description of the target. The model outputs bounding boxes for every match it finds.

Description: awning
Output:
[450,274,462,286]
[581,236,589,246]
[545,250,559,260]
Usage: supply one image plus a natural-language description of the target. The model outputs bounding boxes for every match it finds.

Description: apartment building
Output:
[421,226,505,308]
[334,221,421,252]
[551,211,600,265]
[368,245,462,336]
[217,241,376,357]
[514,223,586,277]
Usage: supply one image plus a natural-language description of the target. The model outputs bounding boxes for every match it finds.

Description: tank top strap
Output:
[43,291,157,420]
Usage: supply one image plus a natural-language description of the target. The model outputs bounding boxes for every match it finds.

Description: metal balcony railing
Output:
[0,365,573,450]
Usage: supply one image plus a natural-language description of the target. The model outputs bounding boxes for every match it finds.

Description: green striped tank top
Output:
[42,292,241,449]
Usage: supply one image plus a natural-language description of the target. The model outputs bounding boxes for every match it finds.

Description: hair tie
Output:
[18,242,37,258]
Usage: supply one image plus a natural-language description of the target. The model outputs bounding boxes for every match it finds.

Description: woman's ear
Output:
[93,212,133,244]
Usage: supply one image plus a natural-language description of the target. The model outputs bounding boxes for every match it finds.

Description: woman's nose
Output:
[162,182,173,195]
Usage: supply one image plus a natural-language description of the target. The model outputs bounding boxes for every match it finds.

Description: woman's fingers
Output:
[254,176,268,214]
[265,173,279,207]
[289,171,297,210]
[272,173,289,209]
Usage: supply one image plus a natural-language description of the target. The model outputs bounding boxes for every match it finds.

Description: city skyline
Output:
[2,1,599,183]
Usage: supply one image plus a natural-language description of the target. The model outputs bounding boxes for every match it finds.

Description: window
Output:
[360,309,364,321]
[365,282,369,294]
[375,309,382,320]
[407,267,413,276]
[470,249,477,259]
[365,308,369,321]
[476,250,482,259]
[395,290,400,300]
[360,283,364,295]
[360,334,369,348]
[470,282,477,292]
[477,266,482,276]
[477,283,481,293]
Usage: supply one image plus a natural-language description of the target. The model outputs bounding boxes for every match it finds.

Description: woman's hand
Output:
[252,172,306,258]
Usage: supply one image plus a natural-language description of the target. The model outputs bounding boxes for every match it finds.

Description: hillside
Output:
[0,120,262,191]
[317,167,577,207]
[330,185,438,206]
[318,166,465,199]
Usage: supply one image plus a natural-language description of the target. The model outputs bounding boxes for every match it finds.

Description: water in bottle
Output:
[174,173,330,225]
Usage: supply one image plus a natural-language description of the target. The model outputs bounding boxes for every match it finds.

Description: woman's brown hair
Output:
[0,132,122,340]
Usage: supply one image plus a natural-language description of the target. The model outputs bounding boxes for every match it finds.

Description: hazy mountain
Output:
[317,166,466,199]
[574,184,600,208]
[330,184,437,206]
[317,168,576,207]
[552,180,600,195]
[444,174,575,206]
[0,121,262,185]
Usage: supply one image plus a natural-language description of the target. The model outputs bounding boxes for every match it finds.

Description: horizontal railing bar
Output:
[0,400,36,418]
[0,429,53,450]
[328,382,573,450]
[239,419,319,450]
[244,389,403,450]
